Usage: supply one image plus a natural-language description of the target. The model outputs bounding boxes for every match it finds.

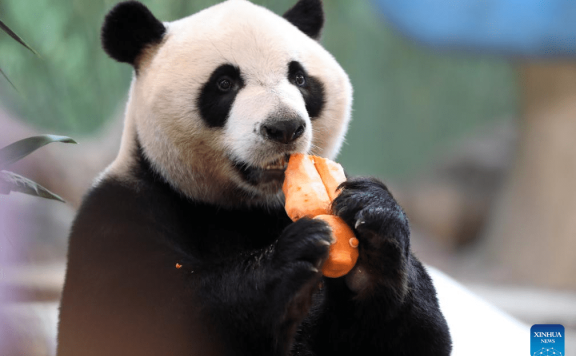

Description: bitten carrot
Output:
[312,156,346,201]
[283,153,359,278]
[283,154,331,221]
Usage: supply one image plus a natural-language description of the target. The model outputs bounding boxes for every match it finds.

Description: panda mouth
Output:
[233,154,291,186]
[262,154,290,170]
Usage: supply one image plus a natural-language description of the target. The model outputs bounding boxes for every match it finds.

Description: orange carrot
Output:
[283,154,359,278]
[312,156,346,201]
[314,215,359,278]
[283,154,331,221]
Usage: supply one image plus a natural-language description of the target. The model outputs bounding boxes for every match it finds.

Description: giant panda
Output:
[57,0,451,355]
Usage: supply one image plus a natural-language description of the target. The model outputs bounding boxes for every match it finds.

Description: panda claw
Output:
[317,240,331,247]
[355,219,365,229]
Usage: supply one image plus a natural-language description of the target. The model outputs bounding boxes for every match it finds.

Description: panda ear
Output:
[101,1,166,67]
[283,0,324,40]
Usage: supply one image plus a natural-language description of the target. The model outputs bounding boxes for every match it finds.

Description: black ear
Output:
[101,1,165,66]
[283,0,324,40]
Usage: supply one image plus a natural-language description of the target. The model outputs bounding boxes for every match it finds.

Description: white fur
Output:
[106,0,353,207]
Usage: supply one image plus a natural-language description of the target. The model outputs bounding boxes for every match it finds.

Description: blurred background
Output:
[0,0,575,354]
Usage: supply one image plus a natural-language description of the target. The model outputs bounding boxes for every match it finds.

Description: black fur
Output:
[58,146,451,355]
[198,64,245,128]
[101,1,165,68]
[288,61,325,119]
[283,0,325,40]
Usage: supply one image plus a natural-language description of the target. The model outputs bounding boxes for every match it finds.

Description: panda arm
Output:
[297,254,451,355]
[297,177,452,355]
[194,217,334,356]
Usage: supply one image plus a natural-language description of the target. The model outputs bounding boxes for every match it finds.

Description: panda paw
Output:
[271,218,331,318]
[273,217,331,279]
[332,177,410,294]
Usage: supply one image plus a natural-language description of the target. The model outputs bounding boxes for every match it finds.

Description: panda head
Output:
[102,0,352,208]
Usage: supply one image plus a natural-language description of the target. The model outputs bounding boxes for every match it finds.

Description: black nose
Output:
[261,119,306,144]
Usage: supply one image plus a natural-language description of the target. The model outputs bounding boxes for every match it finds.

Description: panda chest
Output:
[180,204,292,258]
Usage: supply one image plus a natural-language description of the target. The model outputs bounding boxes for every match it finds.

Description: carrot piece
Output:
[283,154,331,221]
[314,215,359,278]
[283,154,359,278]
[312,156,346,201]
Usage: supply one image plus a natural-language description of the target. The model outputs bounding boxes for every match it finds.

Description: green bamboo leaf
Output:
[0,66,17,91]
[0,19,40,57]
[0,170,64,202]
[0,135,77,169]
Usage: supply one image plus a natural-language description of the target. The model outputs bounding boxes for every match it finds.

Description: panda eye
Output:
[295,73,306,87]
[217,77,233,92]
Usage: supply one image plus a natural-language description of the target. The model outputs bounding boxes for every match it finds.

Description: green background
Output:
[0,0,517,178]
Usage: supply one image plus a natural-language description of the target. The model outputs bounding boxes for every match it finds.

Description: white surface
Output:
[468,283,576,325]
[429,266,530,355]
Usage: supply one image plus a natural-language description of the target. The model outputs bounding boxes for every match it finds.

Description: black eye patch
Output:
[288,61,325,119]
[198,64,245,128]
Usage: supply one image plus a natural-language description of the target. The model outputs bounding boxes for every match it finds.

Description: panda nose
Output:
[261,119,306,144]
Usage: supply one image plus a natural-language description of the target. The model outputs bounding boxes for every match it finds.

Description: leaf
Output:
[0,66,17,91]
[0,135,77,169]
[0,170,64,202]
[0,19,40,57]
